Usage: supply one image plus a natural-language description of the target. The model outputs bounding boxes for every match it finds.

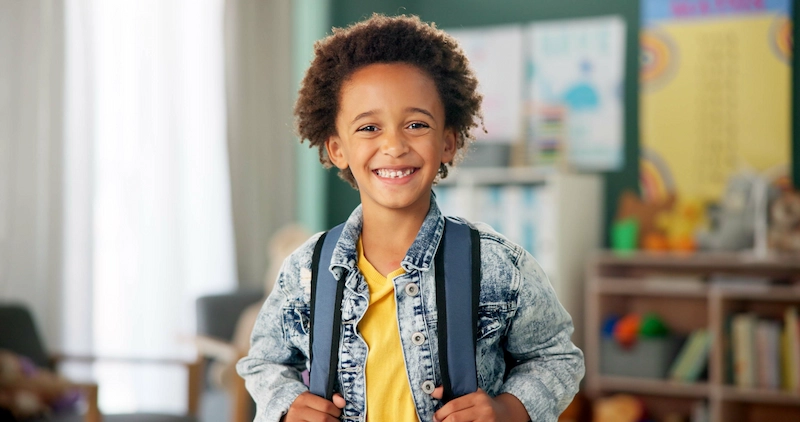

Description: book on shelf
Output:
[732,313,757,388]
[668,329,711,382]
[729,308,800,392]
[782,306,800,392]
[755,318,781,389]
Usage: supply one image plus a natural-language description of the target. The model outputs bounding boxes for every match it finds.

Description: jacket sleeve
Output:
[498,250,585,421]
[236,258,310,422]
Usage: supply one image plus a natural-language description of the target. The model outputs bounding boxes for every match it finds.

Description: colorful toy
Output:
[639,313,669,337]
[616,190,676,249]
[613,314,641,348]
[655,198,705,252]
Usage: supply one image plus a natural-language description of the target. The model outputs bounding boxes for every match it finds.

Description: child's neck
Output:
[360,202,429,277]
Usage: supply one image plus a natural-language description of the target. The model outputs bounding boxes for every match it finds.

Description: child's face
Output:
[326,63,456,216]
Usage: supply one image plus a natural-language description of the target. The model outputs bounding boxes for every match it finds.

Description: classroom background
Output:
[1,0,799,421]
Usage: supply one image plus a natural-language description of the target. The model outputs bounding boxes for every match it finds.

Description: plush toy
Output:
[655,199,705,252]
[696,172,759,251]
[768,188,800,252]
[0,350,80,420]
[616,190,676,249]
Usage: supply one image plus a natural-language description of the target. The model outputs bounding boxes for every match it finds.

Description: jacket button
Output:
[404,283,419,297]
[421,380,436,394]
[411,332,426,345]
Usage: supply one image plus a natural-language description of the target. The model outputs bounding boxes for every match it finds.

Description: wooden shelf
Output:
[597,375,710,398]
[594,277,709,298]
[585,251,800,422]
[591,250,800,273]
[720,386,800,406]
[713,285,800,302]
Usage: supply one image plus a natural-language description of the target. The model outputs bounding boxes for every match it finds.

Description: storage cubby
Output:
[586,252,800,422]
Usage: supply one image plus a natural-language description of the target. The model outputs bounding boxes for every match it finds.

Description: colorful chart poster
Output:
[526,16,627,170]
[447,25,524,143]
[640,0,792,203]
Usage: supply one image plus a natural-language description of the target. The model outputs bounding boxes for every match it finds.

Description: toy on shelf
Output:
[605,312,670,348]
[696,171,760,251]
[768,187,800,253]
[654,199,705,252]
[614,190,676,251]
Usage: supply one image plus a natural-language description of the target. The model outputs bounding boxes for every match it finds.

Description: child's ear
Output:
[441,128,457,163]
[326,136,349,170]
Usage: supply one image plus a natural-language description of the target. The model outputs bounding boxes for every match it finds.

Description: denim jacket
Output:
[237,198,584,421]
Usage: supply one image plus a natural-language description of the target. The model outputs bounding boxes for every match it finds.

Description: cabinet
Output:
[434,167,602,348]
[585,251,800,422]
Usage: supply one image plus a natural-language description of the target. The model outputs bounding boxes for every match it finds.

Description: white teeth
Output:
[376,168,415,178]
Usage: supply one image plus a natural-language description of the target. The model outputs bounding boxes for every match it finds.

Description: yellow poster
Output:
[640,0,792,203]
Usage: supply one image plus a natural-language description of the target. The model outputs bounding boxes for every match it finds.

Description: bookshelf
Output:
[585,251,800,422]
[434,167,603,349]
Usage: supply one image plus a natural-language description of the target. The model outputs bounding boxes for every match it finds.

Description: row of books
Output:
[730,307,800,391]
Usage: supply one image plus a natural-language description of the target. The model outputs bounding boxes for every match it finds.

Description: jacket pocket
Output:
[282,302,311,342]
[477,304,507,341]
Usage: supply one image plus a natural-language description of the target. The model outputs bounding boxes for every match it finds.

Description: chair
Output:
[0,302,202,422]
[194,290,263,422]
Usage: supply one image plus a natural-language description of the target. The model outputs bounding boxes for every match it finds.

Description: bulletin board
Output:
[640,0,793,203]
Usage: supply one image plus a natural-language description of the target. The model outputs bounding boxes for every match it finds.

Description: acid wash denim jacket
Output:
[237,197,584,422]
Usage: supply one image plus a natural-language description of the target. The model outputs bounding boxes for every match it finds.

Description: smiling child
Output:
[237,14,584,422]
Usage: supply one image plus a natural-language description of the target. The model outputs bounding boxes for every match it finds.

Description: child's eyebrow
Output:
[406,107,436,121]
[349,107,437,126]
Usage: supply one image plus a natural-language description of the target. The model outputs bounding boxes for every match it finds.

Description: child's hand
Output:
[431,387,529,422]
[282,392,346,422]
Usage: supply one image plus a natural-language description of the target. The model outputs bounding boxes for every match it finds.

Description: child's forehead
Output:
[337,63,444,114]
[348,62,429,82]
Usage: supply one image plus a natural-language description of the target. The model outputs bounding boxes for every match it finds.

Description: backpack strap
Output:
[435,217,481,402]
[309,223,345,400]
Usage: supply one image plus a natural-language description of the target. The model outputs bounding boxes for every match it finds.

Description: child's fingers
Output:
[332,393,346,409]
[431,385,444,400]
[434,389,493,422]
[433,395,475,422]
[287,392,343,420]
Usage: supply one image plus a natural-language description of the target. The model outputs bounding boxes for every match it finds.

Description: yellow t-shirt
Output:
[357,239,417,421]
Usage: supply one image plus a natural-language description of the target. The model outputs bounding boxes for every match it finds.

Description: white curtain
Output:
[64,0,236,414]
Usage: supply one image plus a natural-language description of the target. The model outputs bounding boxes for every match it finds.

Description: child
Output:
[237,14,584,422]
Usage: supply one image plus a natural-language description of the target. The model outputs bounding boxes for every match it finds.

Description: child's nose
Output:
[380,130,409,157]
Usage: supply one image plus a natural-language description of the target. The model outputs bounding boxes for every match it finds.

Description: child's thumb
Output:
[430,386,443,400]
[332,393,346,409]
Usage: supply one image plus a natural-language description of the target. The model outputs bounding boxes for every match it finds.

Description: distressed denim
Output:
[237,197,584,421]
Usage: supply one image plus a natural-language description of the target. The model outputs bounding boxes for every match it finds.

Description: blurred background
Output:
[1,1,798,421]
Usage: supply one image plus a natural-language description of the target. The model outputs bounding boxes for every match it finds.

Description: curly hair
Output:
[294,14,484,188]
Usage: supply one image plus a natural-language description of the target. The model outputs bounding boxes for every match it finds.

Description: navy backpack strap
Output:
[435,218,481,402]
[309,223,345,400]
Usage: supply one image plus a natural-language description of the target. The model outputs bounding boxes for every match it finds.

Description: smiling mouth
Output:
[374,168,417,179]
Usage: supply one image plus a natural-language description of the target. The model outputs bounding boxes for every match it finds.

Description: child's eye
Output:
[408,122,430,130]
[357,125,378,132]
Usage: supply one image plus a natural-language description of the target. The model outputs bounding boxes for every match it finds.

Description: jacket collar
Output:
[328,194,444,277]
